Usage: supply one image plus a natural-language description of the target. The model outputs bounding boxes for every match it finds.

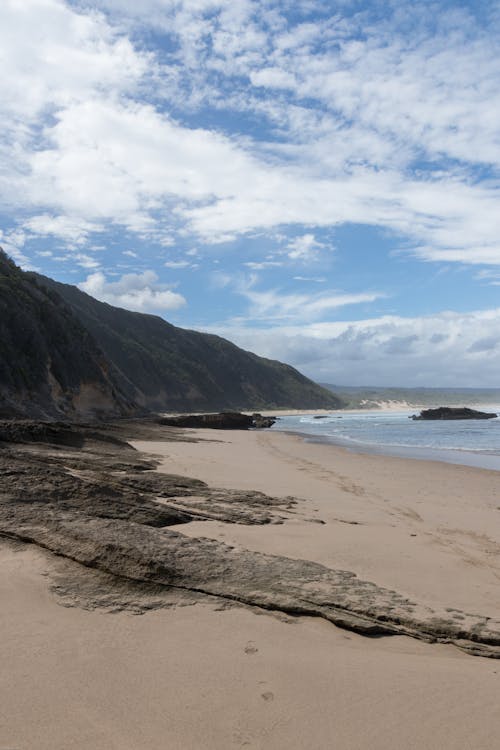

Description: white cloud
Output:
[1,0,500,271]
[0,0,146,114]
[286,233,325,261]
[294,275,325,282]
[0,228,32,268]
[23,214,102,246]
[230,275,383,322]
[475,269,500,286]
[73,253,101,269]
[164,260,191,268]
[250,67,296,89]
[244,260,283,269]
[78,270,186,312]
[206,307,500,387]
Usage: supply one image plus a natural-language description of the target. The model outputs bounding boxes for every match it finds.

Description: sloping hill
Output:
[0,250,133,418]
[35,272,343,412]
[0,250,342,417]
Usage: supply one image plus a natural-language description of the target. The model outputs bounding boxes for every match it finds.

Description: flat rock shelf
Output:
[1,419,500,658]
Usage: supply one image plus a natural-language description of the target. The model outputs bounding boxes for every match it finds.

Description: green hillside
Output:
[0,249,342,417]
[0,250,132,418]
[37,273,343,412]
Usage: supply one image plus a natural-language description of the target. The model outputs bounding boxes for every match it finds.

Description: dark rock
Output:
[160,412,254,429]
[0,423,296,527]
[0,420,130,448]
[251,413,276,428]
[159,412,276,430]
[411,407,497,421]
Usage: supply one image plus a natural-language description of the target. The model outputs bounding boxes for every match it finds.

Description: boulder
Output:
[411,407,497,421]
[159,411,271,429]
[251,413,276,428]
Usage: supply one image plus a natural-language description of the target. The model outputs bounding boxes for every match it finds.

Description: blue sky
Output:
[1,0,500,386]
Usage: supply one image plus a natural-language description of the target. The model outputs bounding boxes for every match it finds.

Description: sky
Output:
[1,0,500,387]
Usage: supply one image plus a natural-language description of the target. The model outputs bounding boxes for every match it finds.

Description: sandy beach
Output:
[134,428,500,617]
[2,426,500,749]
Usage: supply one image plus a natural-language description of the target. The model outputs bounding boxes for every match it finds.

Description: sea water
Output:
[270,408,500,471]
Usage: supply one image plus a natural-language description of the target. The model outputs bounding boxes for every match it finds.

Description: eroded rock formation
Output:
[1,421,499,658]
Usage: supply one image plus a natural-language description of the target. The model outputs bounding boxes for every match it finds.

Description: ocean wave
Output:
[273,413,500,463]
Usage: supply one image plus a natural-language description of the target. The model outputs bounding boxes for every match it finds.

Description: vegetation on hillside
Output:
[0,250,127,417]
[38,273,343,412]
[0,249,343,417]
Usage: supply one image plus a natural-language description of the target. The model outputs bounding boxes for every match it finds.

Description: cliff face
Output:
[0,250,343,418]
[0,251,133,419]
[35,271,343,412]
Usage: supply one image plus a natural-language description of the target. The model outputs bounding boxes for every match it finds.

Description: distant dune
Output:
[321,384,500,410]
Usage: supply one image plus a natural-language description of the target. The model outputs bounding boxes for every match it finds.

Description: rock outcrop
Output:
[159,412,276,429]
[411,407,497,420]
[1,421,500,658]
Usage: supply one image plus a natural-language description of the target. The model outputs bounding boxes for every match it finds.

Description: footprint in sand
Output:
[232,731,252,746]
[244,641,259,655]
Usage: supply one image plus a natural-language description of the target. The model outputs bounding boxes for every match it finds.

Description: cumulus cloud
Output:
[206,308,500,387]
[250,67,297,90]
[0,0,499,269]
[73,253,101,269]
[23,215,103,246]
[78,270,186,312]
[3,0,500,391]
[286,233,325,262]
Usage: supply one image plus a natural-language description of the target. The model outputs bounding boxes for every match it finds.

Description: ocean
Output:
[270,407,500,471]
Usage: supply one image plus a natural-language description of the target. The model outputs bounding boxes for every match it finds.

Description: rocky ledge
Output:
[1,420,499,658]
[159,411,276,429]
[411,407,497,421]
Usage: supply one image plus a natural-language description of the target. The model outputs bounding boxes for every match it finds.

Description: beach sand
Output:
[2,428,500,749]
[134,429,500,617]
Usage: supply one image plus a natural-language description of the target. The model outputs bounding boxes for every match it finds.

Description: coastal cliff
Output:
[0,250,343,418]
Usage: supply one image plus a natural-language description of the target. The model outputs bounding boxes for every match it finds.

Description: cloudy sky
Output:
[2,0,500,386]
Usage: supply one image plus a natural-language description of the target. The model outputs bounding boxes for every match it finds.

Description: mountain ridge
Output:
[0,250,342,418]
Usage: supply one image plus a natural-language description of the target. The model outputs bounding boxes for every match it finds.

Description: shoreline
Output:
[132,427,500,619]
[268,406,500,472]
[276,426,500,472]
